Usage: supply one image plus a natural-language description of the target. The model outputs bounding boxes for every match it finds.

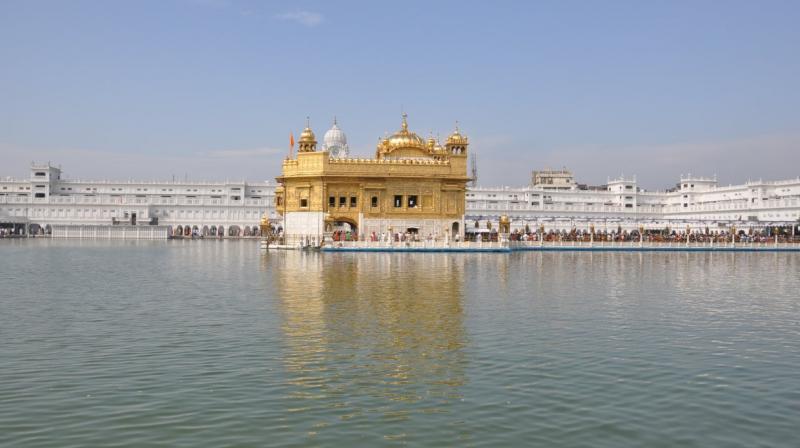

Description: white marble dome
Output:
[322,118,349,158]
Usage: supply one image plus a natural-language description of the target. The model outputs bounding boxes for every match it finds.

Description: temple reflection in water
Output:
[261,251,468,418]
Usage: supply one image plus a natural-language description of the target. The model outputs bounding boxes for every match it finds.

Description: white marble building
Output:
[0,163,277,237]
[466,171,800,232]
[3,161,798,237]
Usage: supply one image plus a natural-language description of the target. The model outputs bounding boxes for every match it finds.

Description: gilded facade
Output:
[275,114,470,245]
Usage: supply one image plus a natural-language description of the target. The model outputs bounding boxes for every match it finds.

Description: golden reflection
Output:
[262,251,467,415]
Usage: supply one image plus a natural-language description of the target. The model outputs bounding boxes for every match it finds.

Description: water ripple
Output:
[0,241,798,447]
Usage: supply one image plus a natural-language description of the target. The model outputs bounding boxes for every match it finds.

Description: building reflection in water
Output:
[261,251,467,424]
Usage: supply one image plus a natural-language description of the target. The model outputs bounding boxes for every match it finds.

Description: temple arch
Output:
[331,217,358,241]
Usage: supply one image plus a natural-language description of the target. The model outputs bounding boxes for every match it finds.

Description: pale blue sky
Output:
[1,0,798,188]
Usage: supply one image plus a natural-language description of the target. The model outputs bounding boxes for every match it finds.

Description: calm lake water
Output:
[1,240,798,447]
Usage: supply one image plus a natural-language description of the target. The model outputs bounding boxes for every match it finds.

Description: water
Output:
[1,240,798,447]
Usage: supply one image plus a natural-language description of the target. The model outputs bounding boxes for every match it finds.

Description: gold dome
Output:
[299,126,316,143]
[297,117,317,153]
[380,113,427,152]
[446,125,468,146]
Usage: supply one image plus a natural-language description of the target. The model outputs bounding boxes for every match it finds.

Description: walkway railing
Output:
[321,239,800,251]
[51,225,169,239]
[323,240,507,250]
[268,236,800,251]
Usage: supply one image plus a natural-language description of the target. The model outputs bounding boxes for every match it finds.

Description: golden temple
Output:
[274,114,470,246]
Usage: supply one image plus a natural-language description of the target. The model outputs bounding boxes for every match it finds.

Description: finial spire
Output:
[401,112,408,132]
[455,120,460,132]
[333,116,337,126]
[306,116,310,128]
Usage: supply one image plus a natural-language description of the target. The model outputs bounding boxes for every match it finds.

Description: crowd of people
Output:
[332,230,464,244]
[331,230,357,241]
[499,227,799,243]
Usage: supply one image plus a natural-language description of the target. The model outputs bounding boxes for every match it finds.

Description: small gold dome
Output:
[446,127,468,146]
[427,136,436,149]
[297,117,318,153]
[299,126,316,143]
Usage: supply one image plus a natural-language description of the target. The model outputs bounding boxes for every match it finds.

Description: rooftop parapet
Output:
[607,175,637,184]
[328,157,450,165]
[680,175,717,183]
[280,150,467,181]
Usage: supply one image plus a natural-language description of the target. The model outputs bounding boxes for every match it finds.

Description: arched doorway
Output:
[217,226,225,237]
[202,225,209,236]
[452,221,460,236]
[331,217,358,241]
[210,225,217,236]
[184,225,191,236]
[243,227,251,237]
[192,225,199,237]
[175,225,183,237]
[228,225,241,237]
